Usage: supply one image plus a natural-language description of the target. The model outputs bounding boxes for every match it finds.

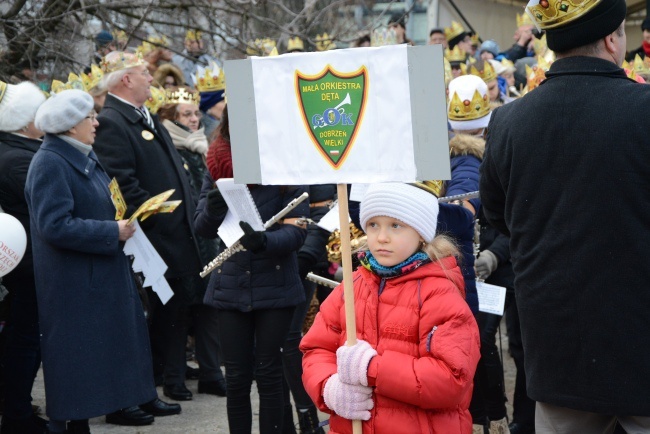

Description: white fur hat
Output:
[0,81,46,132]
[447,75,492,131]
[35,89,93,134]
[360,183,439,243]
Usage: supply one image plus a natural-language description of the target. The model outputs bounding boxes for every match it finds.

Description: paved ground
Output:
[26,319,516,433]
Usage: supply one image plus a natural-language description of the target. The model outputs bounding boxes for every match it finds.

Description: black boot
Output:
[297,406,325,434]
[66,419,90,434]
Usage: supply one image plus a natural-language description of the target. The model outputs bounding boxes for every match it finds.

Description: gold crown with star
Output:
[79,64,104,91]
[447,89,490,122]
[287,36,304,52]
[100,51,146,74]
[192,62,226,93]
[315,33,336,51]
[444,21,465,41]
[525,0,601,30]
[444,45,467,63]
[145,86,166,114]
[469,62,497,83]
[166,87,200,105]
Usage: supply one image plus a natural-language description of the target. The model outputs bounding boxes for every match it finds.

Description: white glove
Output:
[475,250,498,280]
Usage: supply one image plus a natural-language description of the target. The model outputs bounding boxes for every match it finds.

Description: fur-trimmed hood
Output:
[449,133,485,160]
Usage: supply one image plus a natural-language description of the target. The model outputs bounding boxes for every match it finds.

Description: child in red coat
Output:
[301,182,481,434]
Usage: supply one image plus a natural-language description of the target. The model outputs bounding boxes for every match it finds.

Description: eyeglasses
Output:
[85,113,98,121]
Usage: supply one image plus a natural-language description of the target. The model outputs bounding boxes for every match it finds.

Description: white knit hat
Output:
[0,81,46,132]
[35,89,93,134]
[360,183,439,243]
[447,75,492,131]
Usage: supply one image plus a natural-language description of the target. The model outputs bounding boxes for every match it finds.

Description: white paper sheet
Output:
[216,178,264,231]
[217,210,245,248]
[123,220,174,304]
[476,281,507,316]
[349,184,369,202]
[317,204,350,233]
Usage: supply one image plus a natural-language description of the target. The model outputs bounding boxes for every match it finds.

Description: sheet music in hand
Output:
[216,178,264,247]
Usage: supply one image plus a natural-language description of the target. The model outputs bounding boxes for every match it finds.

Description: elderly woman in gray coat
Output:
[25,90,156,434]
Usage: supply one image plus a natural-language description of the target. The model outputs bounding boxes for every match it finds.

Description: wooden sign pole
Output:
[336,184,362,434]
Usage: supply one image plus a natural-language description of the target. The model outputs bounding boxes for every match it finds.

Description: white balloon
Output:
[0,213,27,277]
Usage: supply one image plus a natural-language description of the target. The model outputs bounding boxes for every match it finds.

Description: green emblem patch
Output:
[296,65,368,168]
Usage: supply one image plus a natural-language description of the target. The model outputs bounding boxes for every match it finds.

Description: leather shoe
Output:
[140,398,181,416]
[186,365,200,380]
[509,422,535,434]
[198,379,227,396]
[163,383,193,401]
[105,406,154,426]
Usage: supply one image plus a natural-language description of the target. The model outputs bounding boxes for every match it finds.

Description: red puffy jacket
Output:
[301,256,480,434]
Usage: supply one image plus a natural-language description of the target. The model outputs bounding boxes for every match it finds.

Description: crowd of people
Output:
[0,0,649,433]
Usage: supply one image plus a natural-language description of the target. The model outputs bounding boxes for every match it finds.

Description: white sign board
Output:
[224,44,450,185]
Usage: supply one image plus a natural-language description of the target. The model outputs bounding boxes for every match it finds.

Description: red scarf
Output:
[643,41,650,57]
[206,135,233,181]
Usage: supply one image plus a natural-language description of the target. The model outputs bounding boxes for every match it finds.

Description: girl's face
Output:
[365,215,423,267]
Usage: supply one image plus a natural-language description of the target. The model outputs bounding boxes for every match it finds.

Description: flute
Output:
[200,192,309,278]
[306,272,339,289]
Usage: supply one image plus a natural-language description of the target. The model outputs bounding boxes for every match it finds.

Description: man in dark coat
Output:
[0,80,47,434]
[93,51,201,420]
[480,0,650,431]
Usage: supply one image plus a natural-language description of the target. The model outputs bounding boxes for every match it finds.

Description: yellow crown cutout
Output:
[627,69,638,81]
[137,35,170,56]
[145,86,166,114]
[525,0,601,30]
[192,63,226,93]
[0,81,6,104]
[166,87,200,105]
[287,36,304,52]
[632,54,650,76]
[315,33,336,51]
[371,27,398,46]
[516,12,534,28]
[470,33,480,46]
[245,38,277,56]
[448,89,490,122]
[186,30,203,41]
[622,59,630,70]
[501,58,515,70]
[444,21,465,41]
[50,73,86,94]
[469,63,497,83]
[80,64,104,91]
[525,64,547,91]
[100,51,145,74]
[459,63,468,75]
[112,30,128,44]
[445,45,467,63]
[443,58,453,86]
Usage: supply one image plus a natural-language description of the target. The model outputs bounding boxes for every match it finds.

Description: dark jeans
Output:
[505,294,535,427]
[192,304,224,382]
[1,271,41,419]
[218,307,295,434]
[283,279,317,410]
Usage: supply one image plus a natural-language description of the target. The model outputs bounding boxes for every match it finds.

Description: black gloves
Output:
[239,221,267,254]
[297,254,312,280]
[207,188,228,216]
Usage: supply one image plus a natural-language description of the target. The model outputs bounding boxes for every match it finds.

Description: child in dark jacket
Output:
[301,182,481,434]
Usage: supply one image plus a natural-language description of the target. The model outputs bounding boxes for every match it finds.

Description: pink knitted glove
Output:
[336,340,377,386]
[323,373,374,421]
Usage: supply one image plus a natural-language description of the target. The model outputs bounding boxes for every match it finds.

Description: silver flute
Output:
[199,192,309,278]
[306,272,339,289]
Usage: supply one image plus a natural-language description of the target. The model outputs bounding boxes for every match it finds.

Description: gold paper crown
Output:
[287,36,305,52]
[525,57,550,91]
[469,62,497,83]
[137,35,170,56]
[525,0,601,30]
[448,89,490,122]
[627,69,638,81]
[632,54,650,77]
[622,59,630,70]
[246,38,277,56]
[186,30,203,41]
[500,58,515,71]
[445,45,467,63]
[371,27,398,47]
[50,73,86,94]
[112,30,128,43]
[443,58,453,86]
[145,86,166,114]
[0,81,6,103]
[315,33,336,51]
[516,12,534,28]
[100,51,146,74]
[193,63,226,92]
[444,21,465,42]
[79,64,104,91]
[470,33,480,46]
[166,87,200,105]
[533,33,548,56]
